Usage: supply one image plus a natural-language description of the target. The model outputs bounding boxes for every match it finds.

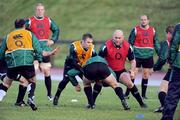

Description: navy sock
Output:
[15,74,21,81]
[0,74,6,81]
[16,85,27,103]
[131,85,144,105]
[0,83,8,92]
[114,87,124,101]
[141,79,148,97]
[28,83,36,98]
[45,76,52,96]
[93,84,102,103]
[84,86,94,106]
[125,79,135,96]
[158,91,166,107]
[55,78,69,98]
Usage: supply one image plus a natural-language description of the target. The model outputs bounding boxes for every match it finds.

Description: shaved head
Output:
[112,29,125,47]
[113,29,124,37]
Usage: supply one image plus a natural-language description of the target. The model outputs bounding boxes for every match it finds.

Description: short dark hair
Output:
[82,33,93,41]
[140,15,149,20]
[15,19,26,28]
[166,25,174,34]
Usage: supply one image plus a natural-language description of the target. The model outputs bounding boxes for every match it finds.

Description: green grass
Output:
[0,0,180,40]
[0,81,180,120]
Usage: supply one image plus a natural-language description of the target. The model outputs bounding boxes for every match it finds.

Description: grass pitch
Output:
[0,81,179,120]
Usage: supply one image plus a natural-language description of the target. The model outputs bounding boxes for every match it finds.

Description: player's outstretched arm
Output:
[42,47,60,56]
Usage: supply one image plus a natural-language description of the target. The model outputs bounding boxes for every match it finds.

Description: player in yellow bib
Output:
[53,33,97,106]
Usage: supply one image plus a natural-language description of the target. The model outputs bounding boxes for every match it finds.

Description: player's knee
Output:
[19,78,29,87]
[83,78,92,87]
[143,70,152,79]
[131,76,135,80]
[120,72,130,79]
[121,78,134,88]
[142,73,150,79]
[109,81,119,89]
[143,76,149,79]
[40,63,51,70]
[159,89,167,94]
[3,83,10,88]
[41,67,50,75]
[44,71,50,76]
[28,77,36,83]
[3,77,13,88]
[83,82,91,87]
[120,73,131,83]
[126,82,134,88]
[159,85,168,93]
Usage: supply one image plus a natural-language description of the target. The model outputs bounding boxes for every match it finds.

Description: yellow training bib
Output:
[6,29,33,53]
[72,40,94,66]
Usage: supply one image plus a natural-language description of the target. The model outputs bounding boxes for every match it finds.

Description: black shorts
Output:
[42,56,51,63]
[136,57,154,68]
[0,60,7,73]
[7,65,35,80]
[102,69,126,87]
[114,69,126,82]
[83,62,111,81]
[163,69,171,81]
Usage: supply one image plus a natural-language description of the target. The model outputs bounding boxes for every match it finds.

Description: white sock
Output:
[27,83,32,92]
[0,90,6,102]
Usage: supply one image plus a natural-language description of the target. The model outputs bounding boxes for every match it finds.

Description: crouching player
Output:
[70,56,130,110]
[99,30,147,108]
